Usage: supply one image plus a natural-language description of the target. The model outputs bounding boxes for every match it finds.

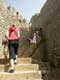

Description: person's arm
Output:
[6,30,9,39]
[18,30,20,38]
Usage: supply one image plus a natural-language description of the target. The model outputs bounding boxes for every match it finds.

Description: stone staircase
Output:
[0,56,43,80]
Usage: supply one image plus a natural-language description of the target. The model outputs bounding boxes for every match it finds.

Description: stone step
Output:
[0,57,32,64]
[0,79,43,80]
[32,59,49,70]
[0,64,39,72]
[15,64,39,71]
[17,57,32,64]
[0,71,42,80]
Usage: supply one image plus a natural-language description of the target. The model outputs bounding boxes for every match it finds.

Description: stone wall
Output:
[0,0,30,55]
[30,0,60,67]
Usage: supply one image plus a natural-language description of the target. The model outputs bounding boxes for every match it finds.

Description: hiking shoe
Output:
[14,59,17,64]
[16,55,17,59]
[9,69,14,73]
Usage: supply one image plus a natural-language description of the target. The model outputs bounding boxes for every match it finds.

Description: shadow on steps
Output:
[0,58,9,64]
[0,58,9,72]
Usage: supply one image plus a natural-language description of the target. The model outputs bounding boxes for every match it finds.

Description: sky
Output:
[6,0,47,21]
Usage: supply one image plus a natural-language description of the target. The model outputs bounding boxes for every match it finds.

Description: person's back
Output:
[6,24,20,73]
[7,25,20,40]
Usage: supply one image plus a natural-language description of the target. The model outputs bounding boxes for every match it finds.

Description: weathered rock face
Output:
[0,0,30,54]
[0,0,7,10]
[30,0,60,67]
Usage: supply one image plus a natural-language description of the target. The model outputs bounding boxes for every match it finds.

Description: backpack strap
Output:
[9,29,18,37]
[14,30,18,37]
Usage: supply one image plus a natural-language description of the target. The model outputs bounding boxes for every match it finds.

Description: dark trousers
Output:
[8,39,19,60]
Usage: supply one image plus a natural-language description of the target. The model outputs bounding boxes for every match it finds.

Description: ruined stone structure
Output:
[0,1,45,80]
[30,0,60,79]
[0,0,30,54]
[1,0,60,79]
[31,0,60,69]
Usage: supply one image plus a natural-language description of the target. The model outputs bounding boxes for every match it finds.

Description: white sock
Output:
[10,59,14,69]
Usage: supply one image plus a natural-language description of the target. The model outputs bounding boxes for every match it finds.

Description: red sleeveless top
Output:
[7,26,19,40]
